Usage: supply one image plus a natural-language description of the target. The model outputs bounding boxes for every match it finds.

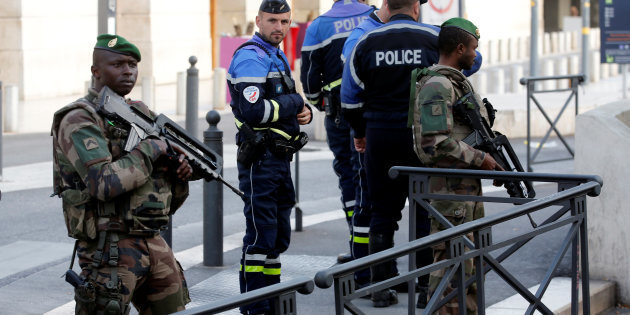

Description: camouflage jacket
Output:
[412,65,489,169]
[51,88,189,239]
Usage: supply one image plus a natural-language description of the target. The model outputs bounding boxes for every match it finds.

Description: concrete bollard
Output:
[4,85,18,133]
[141,76,155,111]
[212,67,227,110]
[601,62,610,80]
[542,59,556,90]
[479,40,490,65]
[543,33,552,55]
[176,71,186,116]
[508,38,518,62]
[488,39,499,64]
[498,38,507,63]
[556,57,569,89]
[550,32,559,54]
[511,65,524,93]
[472,71,488,95]
[569,55,580,75]
[590,51,601,83]
[490,68,505,94]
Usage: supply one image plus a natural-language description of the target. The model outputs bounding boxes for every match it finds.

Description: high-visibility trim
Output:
[240,265,264,273]
[245,254,267,261]
[352,226,370,234]
[346,210,354,217]
[352,236,369,244]
[234,118,292,140]
[344,200,356,208]
[263,267,281,275]
[323,78,342,92]
[261,100,272,123]
[270,100,280,122]
[265,257,281,265]
[307,98,320,105]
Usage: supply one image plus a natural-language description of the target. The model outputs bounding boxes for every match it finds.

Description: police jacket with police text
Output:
[341,9,384,63]
[300,0,372,107]
[228,33,305,142]
[341,14,440,137]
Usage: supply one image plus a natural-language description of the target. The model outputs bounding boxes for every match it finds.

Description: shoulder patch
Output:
[243,86,260,103]
[83,137,100,150]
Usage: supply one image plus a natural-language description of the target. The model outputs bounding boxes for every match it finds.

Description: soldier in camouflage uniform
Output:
[411,18,504,314]
[51,34,194,314]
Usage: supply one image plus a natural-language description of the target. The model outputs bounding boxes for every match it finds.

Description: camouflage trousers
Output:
[427,176,484,315]
[76,234,190,314]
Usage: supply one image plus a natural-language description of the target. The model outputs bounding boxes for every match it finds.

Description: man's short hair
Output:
[387,0,417,11]
[438,27,475,55]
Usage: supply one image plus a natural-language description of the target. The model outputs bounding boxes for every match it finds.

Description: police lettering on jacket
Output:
[300,0,373,106]
[374,49,423,66]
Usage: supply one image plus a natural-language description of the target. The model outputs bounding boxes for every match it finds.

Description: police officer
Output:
[299,0,373,275]
[52,34,193,314]
[341,0,439,307]
[341,0,390,63]
[227,0,312,313]
[412,18,503,315]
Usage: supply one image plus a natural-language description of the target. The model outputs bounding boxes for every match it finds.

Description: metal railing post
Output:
[186,56,199,139]
[204,110,223,266]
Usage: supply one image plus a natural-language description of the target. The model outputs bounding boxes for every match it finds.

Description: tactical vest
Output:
[409,65,490,164]
[51,94,176,240]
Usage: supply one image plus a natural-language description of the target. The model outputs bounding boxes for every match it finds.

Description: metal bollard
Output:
[186,56,199,138]
[204,110,223,266]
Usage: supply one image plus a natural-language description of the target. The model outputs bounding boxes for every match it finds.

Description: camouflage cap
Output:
[441,17,480,40]
[259,0,290,13]
[94,34,141,61]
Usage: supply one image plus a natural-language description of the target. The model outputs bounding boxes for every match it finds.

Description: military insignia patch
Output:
[83,137,100,150]
[108,38,118,47]
[431,104,443,115]
[243,86,260,103]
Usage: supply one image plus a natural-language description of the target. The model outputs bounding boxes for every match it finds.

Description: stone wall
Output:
[575,100,630,304]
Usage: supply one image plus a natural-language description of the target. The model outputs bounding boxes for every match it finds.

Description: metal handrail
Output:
[175,276,314,315]
[315,166,601,315]
[520,74,585,171]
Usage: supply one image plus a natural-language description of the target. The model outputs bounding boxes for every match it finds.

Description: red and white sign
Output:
[421,0,460,26]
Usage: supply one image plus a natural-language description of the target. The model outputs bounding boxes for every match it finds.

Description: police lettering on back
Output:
[375,49,422,66]
[333,16,369,33]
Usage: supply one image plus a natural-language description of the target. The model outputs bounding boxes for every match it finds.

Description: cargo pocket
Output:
[61,189,97,240]
[130,201,168,233]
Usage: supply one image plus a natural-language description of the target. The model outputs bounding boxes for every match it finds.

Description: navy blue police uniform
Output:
[228,8,312,312]
[341,13,440,304]
[299,0,373,276]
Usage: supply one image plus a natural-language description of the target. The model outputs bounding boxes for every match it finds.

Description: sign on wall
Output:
[599,0,630,63]
[420,0,460,26]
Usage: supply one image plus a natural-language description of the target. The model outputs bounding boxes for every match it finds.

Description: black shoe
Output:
[337,253,353,264]
[416,286,428,309]
[371,288,398,308]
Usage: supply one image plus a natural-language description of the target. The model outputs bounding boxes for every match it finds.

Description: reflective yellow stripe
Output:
[308,98,320,105]
[352,236,369,244]
[346,210,354,217]
[234,119,291,140]
[270,100,280,122]
[323,78,342,91]
[241,265,264,273]
[263,267,281,275]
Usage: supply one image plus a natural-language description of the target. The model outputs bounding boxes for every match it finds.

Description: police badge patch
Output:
[243,86,260,103]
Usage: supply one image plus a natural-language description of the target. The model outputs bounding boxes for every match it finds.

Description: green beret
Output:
[441,17,480,40]
[94,34,141,61]
[259,0,290,13]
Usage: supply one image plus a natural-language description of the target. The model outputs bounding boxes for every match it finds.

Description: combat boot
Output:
[369,232,398,308]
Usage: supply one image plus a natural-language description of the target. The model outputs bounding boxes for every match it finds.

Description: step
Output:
[487,277,615,315]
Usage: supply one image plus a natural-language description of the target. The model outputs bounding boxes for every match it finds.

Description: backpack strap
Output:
[407,67,444,127]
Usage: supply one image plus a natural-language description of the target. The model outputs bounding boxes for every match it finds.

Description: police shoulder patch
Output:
[243,86,260,103]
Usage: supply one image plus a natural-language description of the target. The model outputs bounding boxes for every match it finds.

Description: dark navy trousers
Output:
[238,149,294,314]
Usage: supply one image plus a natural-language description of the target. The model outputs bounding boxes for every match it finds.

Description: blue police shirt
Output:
[300,0,373,106]
[228,33,305,142]
[341,9,384,64]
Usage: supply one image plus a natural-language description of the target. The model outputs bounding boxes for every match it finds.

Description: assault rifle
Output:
[455,92,536,202]
[96,86,244,197]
